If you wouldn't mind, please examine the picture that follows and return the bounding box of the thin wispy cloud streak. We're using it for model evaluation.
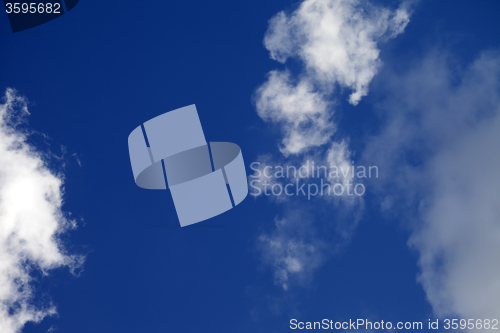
[0,89,83,333]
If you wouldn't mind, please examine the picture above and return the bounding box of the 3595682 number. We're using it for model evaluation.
[5,3,61,14]
[443,319,499,330]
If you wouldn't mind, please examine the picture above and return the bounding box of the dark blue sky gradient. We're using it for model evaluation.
[1,1,499,332]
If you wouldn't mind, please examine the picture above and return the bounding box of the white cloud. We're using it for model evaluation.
[0,88,83,333]
[325,140,353,185]
[364,50,500,323]
[412,113,500,320]
[253,0,409,290]
[256,70,334,156]
[263,0,410,105]
[256,0,409,155]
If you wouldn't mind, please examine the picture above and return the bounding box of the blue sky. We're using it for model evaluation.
[1,1,500,332]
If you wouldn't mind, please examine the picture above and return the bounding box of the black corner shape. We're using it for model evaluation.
[3,0,79,33]
[64,0,77,11]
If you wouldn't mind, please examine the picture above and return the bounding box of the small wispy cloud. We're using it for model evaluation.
[258,212,326,290]
[72,153,82,167]
[0,88,83,333]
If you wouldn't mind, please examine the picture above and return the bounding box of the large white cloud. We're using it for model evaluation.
[256,0,410,156]
[253,0,409,291]
[264,0,409,105]
[364,51,500,324]
[0,88,82,333]
[253,0,409,290]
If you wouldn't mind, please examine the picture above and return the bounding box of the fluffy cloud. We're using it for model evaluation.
[364,51,500,322]
[253,0,409,290]
[256,71,334,156]
[264,0,409,104]
[0,89,82,333]
[256,0,410,155]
